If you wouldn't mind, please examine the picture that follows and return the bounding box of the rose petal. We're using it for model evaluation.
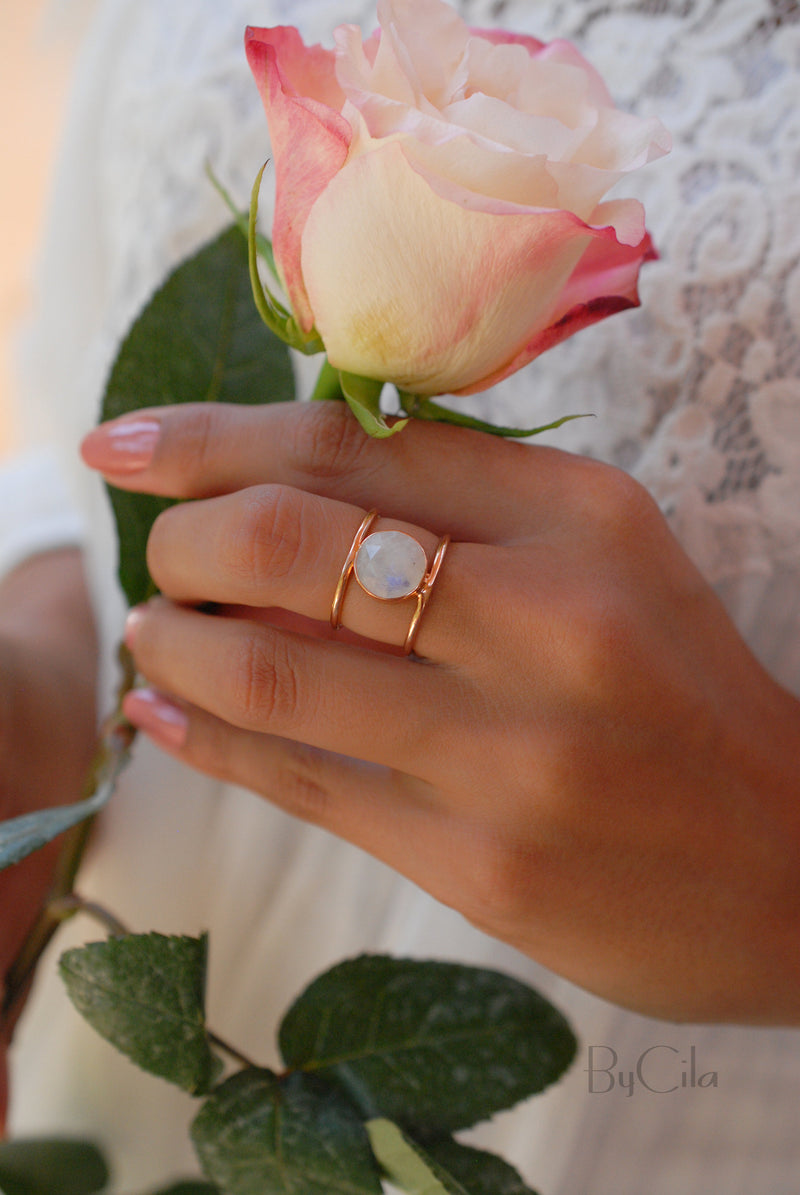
[455,203,656,394]
[545,159,623,221]
[577,106,672,171]
[470,28,546,55]
[246,25,346,112]
[403,132,560,209]
[375,0,470,107]
[445,94,589,159]
[246,26,352,330]
[301,141,618,395]
[341,85,563,209]
[586,197,647,246]
[534,39,615,109]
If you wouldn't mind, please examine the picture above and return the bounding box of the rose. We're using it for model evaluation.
[246,0,670,398]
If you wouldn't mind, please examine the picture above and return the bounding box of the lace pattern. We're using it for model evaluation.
[459,0,800,679]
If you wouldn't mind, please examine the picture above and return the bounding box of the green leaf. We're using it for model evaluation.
[0,1138,109,1195]
[0,789,108,872]
[59,933,220,1095]
[422,1137,540,1195]
[365,1121,456,1195]
[190,1069,383,1195]
[143,1183,220,1195]
[100,224,295,607]
[339,372,408,438]
[366,1122,541,1195]
[0,736,129,871]
[278,955,576,1135]
[401,394,592,439]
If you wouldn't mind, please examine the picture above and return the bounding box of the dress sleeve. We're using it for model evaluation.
[0,447,85,581]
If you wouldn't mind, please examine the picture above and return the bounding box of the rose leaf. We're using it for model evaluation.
[421,1136,541,1195]
[0,751,125,872]
[101,224,295,608]
[58,932,221,1095]
[366,1120,541,1195]
[277,955,577,1135]
[0,1138,109,1195]
[190,1069,383,1195]
[141,1184,220,1195]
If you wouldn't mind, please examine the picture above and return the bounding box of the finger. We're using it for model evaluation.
[124,597,463,777]
[122,691,498,923]
[81,400,577,541]
[146,484,479,660]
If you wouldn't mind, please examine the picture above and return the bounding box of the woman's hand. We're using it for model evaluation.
[0,548,98,1129]
[82,402,800,1024]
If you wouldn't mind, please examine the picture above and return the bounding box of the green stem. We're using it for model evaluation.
[47,894,130,939]
[310,358,345,403]
[207,1031,258,1072]
[7,879,259,1073]
[0,646,138,1028]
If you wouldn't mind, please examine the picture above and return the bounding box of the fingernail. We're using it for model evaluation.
[124,605,147,651]
[81,417,161,473]
[123,689,188,748]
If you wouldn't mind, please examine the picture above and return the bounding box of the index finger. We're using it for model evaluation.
[80,400,577,543]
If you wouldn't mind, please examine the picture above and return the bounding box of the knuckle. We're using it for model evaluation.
[554,591,631,703]
[161,404,223,497]
[187,731,336,826]
[461,834,540,933]
[272,743,337,825]
[288,401,375,484]
[585,463,658,541]
[225,487,303,590]
[230,630,303,729]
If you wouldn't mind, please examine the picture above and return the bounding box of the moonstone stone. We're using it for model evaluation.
[354,530,427,600]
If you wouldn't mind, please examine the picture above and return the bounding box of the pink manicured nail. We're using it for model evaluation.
[123,689,188,748]
[81,417,161,473]
[124,606,147,651]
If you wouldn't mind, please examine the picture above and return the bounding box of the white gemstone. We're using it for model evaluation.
[354,531,427,600]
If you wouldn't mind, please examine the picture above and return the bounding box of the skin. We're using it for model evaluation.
[76,400,800,1026]
[0,549,97,1131]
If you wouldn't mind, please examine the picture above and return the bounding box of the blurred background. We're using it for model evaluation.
[1,2,78,458]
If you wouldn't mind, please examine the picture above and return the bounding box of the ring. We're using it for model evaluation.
[331,510,451,655]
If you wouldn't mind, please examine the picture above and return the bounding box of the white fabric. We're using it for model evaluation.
[0,449,84,580]
[6,0,800,1191]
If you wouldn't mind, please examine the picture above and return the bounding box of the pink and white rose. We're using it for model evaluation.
[246,0,670,398]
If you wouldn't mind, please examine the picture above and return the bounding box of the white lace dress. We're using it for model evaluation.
[7,0,800,1191]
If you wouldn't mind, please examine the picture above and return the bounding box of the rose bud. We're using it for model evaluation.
[246,0,670,399]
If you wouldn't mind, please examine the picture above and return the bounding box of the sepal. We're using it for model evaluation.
[340,371,408,438]
[248,163,324,355]
[400,393,592,438]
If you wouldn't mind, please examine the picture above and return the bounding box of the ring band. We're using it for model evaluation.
[331,509,450,656]
[403,533,450,656]
[330,510,379,631]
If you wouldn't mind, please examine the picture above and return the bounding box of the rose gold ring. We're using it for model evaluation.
[330,509,451,656]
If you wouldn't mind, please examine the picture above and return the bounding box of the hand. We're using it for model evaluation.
[81,402,800,1024]
[0,549,97,1130]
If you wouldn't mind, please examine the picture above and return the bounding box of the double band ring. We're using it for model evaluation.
[330,510,450,656]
